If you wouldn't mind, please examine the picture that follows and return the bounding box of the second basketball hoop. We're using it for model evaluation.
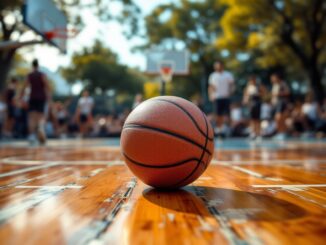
[159,63,174,83]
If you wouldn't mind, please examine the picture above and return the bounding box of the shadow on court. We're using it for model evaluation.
[142,186,307,222]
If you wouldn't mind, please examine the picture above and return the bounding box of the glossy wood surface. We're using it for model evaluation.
[0,139,325,245]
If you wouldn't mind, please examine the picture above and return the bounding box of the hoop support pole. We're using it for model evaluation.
[0,40,45,50]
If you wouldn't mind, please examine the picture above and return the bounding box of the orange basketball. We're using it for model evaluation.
[121,96,214,189]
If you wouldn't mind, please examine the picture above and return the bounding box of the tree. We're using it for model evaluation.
[218,0,326,103]
[0,0,140,91]
[61,40,144,95]
[143,0,225,105]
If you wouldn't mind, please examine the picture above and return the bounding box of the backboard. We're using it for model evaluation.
[145,49,189,75]
[22,0,68,53]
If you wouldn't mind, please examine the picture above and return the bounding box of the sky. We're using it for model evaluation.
[20,0,173,72]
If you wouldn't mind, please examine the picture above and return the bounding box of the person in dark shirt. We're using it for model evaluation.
[270,73,290,140]
[21,59,51,144]
[4,77,18,137]
[243,75,265,140]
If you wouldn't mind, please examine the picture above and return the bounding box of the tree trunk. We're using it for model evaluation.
[0,48,16,91]
[307,64,324,104]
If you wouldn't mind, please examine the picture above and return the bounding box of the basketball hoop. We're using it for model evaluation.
[160,66,173,83]
[44,27,80,40]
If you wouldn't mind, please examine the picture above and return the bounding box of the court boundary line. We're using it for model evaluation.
[252,184,326,188]
[213,160,326,165]
[15,185,83,189]
[0,157,125,165]
[0,162,59,178]
[1,157,326,166]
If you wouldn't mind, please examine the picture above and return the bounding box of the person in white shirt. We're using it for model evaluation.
[55,102,69,138]
[230,102,247,137]
[76,90,94,137]
[261,100,273,121]
[208,61,235,136]
[302,93,321,131]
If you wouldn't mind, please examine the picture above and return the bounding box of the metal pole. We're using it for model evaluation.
[0,40,44,50]
[160,79,166,96]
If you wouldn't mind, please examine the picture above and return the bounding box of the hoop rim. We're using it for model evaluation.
[159,65,173,83]
[44,27,80,40]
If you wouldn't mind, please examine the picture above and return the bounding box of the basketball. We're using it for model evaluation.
[120,96,214,189]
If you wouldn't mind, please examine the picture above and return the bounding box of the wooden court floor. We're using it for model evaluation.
[0,139,325,245]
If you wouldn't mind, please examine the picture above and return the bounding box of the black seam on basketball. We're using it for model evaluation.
[123,123,212,156]
[172,111,210,187]
[153,98,214,141]
[123,152,203,168]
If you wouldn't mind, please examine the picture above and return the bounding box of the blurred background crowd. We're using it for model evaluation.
[0,1,325,143]
[1,62,326,142]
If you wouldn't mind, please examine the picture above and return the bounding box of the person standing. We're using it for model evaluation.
[4,77,18,137]
[55,102,69,138]
[208,61,235,136]
[301,93,321,134]
[132,94,143,109]
[270,73,290,140]
[75,90,94,137]
[243,75,265,140]
[21,59,51,144]
[0,94,6,139]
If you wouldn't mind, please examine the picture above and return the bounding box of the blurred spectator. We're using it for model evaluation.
[243,75,264,140]
[191,95,204,111]
[75,90,94,137]
[301,93,320,133]
[132,94,143,109]
[107,115,123,137]
[270,73,290,140]
[21,59,51,145]
[316,98,326,136]
[12,86,29,138]
[287,100,305,137]
[45,103,57,138]
[0,95,6,138]
[260,99,273,121]
[119,108,131,124]
[4,77,18,137]
[208,60,235,136]
[230,103,248,137]
[55,102,69,138]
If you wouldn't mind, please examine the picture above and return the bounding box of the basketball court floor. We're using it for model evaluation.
[0,138,325,244]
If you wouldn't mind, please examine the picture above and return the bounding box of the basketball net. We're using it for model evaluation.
[160,66,173,83]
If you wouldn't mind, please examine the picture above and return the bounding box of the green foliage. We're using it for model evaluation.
[145,0,222,52]
[169,61,202,99]
[143,0,326,102]
[143,0,225,100]
[0,0,20,10]
[0,0,141,91]
[218,0,326,101]
[61,40,144,95]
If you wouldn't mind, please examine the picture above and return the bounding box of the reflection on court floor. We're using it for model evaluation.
[0,139,325,244]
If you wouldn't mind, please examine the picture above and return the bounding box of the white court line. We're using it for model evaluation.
[212,159,326,165]
[15,185,83,189]
[252,184,326,188]
[1,157,125,165]
[0,163,59,178]
[231,166,282,181]
[232,166,264,178]
[1,156,325,166]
